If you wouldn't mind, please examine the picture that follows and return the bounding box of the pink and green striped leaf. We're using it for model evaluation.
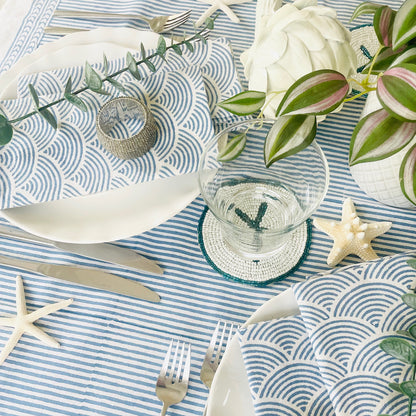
[377,63,416,121]
[361,46,407,74]
[400,143,416,206]
[392,0,416,50]
[264,115,316,167]
[350,2,384,21]
[390,46,416,67]
[349,108,416,165]
[217,91,266,116]
[276,70,349,117]
[374,6,396,48]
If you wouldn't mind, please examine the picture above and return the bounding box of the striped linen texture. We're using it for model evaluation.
[0,0,414,415]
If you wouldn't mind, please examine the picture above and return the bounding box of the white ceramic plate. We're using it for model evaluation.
[0,28,200,243]
[206,288,300,416]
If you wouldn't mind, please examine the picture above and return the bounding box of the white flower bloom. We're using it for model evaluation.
[241,0,357,118]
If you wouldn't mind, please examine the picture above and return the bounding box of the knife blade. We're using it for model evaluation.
[0,254,160,303]
[0,224,162,275]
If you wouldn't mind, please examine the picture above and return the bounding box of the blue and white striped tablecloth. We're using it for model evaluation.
[0,0,414,415]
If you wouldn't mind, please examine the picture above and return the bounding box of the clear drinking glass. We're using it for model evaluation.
[198,119,329,258]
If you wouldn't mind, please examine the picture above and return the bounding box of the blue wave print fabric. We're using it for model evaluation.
[0,38,243,210]
[293,252,416,416]
[239,316,335,416]
[0,64,212,209]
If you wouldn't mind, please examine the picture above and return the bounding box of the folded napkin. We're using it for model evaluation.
[239,316,335,416]
[16,37,243,127]
[0,63,212,210]
[240,251,416,416]
[293,251,416,416]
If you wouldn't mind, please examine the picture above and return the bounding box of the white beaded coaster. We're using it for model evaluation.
[198,207,311,286]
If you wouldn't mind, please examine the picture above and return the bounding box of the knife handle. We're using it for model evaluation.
[0,224,51,246]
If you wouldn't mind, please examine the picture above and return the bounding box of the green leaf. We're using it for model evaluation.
[64,92,88,112]
[144,59,157,73]
[140,42,146,60]
[392,0,416,50]
[377,63,416,121]
[64,76,72,95]
[85,61,103,92]
[205,17,214,30]
[28,83,40,108]
[217,91,266,116]
[399,144,416,206]
[380,338,416,364]
[184,41,194,52]
[106,77,126,94]
[126,52,141,81]
[389,382,404,393]
[195,33,207,44]
[349,109,416,166]
[390,46,416,67]
[38,108,57,130]
[172,44,182,56]
[374,6,396,48]
[409,324,416,339]
[217,132,247,162]
[277,70,349,116]
[264,115,317,167]
[402,293,416,310]
[400,380,416,399]
[103,53,109,76]
[0,114,13,145]
[350,1,384,21]
[407,259,416,269]
[157,36,166,56]
[396,329,412,337]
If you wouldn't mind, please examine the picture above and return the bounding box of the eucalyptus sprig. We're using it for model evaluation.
[377,259,416,416]
[0,18,214,146]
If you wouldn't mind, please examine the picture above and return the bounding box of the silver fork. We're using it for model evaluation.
[156,339,192,416]
[200,321,236,415]
[50,9,192,33]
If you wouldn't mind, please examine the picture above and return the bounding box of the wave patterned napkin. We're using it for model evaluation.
[239,316,335,416]
[0,64,212,210]
[293,252,416,416]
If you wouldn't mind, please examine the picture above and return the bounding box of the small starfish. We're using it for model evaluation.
[0,276,73,365]
[313,198,392,267]
[195,0,252,27]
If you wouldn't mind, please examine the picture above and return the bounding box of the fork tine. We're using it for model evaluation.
[174,342,186,383]
[205,321,220,362]
[182,344,191,384]
[213,321,227,366]
[159,339,173,379]
[168,340,180,381]
[163,16,190,31]
[166,9,192,24]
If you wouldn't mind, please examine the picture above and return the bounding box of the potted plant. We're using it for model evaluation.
[217,0,416,209]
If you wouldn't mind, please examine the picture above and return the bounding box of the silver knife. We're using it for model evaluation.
[0,224,162,275]
[0,254,160,303]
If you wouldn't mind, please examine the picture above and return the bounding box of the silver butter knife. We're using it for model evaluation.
[0,254,160,303]
[0,224,162,275]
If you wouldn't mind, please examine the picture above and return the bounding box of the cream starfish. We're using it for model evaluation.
[195,0,252,27]
[0,276,72,365]
[313,198,392,267]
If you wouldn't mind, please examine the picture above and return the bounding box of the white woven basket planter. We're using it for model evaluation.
[349,91,416,210]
